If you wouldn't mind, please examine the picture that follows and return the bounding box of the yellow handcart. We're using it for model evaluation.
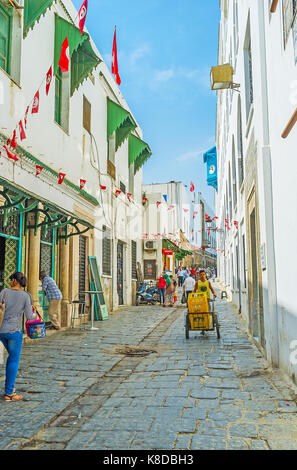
[185,293,220,339]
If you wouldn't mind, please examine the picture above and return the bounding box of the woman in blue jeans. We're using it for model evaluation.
[0,272,36,401]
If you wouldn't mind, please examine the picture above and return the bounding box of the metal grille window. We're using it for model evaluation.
[102,226,111,276]
[79,235,87,297]
[40,230,54,278]
[131,240,137,279]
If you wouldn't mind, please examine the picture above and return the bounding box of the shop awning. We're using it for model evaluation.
[23,0,57,39]
[107,98,137,151]
[162,238,181,254]
[0,177,94,241]
[54,15,101,95]
[128,135,152,174]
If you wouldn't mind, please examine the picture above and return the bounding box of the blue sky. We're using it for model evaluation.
[73,0,220,209]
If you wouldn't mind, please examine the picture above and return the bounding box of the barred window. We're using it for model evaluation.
[131,241,137,279]
[102,226,112,276]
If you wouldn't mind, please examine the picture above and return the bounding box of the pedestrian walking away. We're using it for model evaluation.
[0,272,37,401]
[183,274,196,300]
[177,267,184,287]
[157,273,166,306]
[40,271,62,330]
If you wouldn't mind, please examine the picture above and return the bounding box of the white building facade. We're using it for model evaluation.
[216,0,297,382]
[0,0,151,323]
[142,181,216,280]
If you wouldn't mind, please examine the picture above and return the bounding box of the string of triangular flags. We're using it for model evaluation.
[2,0,123,194]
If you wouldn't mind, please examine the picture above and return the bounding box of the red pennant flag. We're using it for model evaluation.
[4,145,18,161]
[190,181,194,192]
[142,197,148,202]
[58,173,66,184]
[127,193,132,202]
[183,209,189,213]
[100,185,107,190]
[80,179,86,190]
[112,27,121,85]
[36,165,43,176]
[115,190,122,197]
[78,0,88,34]
[18,120,26,141]
[31,90,40,114]
[156,201,161,208]
[7,130,17,149]
[46,66,52,96]
[59,36,70,73]
[24,106,29,128]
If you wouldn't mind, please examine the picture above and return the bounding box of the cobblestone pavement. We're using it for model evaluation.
[1,288,297,450]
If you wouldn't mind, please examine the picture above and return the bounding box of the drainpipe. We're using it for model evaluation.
[257,1,279,366]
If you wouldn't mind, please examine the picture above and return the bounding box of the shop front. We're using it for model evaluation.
[0,177,94,326]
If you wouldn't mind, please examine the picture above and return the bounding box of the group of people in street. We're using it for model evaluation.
[0,271,62,401]
[157,265,216,307]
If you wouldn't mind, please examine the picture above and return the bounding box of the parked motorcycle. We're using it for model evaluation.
[136,282,160,305]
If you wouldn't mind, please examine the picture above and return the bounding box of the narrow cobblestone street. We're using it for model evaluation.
[1,288,297,451]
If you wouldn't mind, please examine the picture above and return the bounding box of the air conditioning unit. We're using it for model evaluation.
[144,240,157,251]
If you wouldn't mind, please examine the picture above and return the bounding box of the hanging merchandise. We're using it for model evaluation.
[111,26,121,85]
[78,0,88,35]
[31,90,40,114]
[18,121,26,141]
[80,179,86,190]
[46,66,53,95]
[58,173,66,184]
[59,36,70,72]
[35,165,43,176]
[4,146,18,162]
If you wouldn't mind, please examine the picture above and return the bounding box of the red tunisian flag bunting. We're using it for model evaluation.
[18,120,26,141]
[78,0,88,34]
[32,90,40,114]
[7,130,17,149]
[115,190,122,197]
[59,36,70,72]
[100,185,107,190]
[46,66,52,95]
[183,209,189,213]
[190,181,195,192]
[24,106,29,128]
[127,193,132,202]
[111,27,121,85]
[4,145,18,161]
[156,201,161,208]
[36,165,43,176]
[80,179,86,190]
[58,173,66,184]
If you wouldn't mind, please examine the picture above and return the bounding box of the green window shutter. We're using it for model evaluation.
[128,134,152,174]
[54,66,62,125]
[107,98,137,151]
[54,14,100,94]
[23,0,57,39]
[71,40,101,96]
[0,3,12,74]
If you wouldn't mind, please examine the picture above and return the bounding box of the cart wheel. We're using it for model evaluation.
[215,315,220,339]
[185,316,190,340]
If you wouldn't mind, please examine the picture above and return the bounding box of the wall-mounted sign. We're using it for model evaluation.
[162,249,174,256]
